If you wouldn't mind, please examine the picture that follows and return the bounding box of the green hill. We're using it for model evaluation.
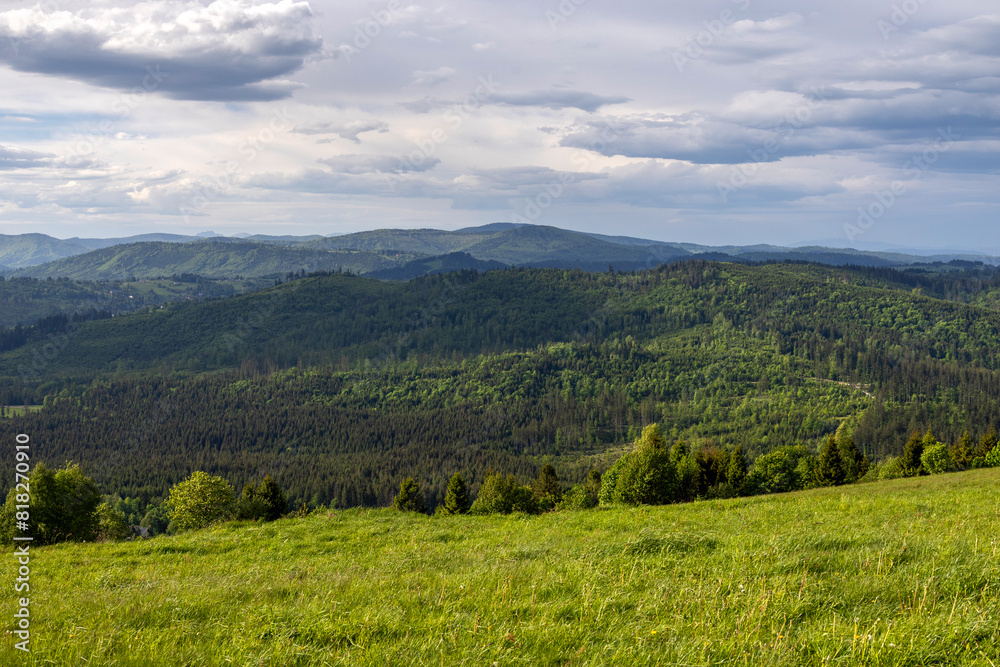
[0,232,94,269]
[12,240,420,280]
[5,469,999,665]
[366,251,508,280]
[5,261,1000,506]
[313,224,691,268]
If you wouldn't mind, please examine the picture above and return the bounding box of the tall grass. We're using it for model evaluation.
[3,469,999,665]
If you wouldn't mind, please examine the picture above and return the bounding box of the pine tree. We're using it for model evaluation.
[835,423,867,483]
[725,445,748,493]
[533,463,562,502]
[392,477,426,513]
[257,475,287,521]
[977,427,998,458]
[902,431,924,476]
[235,482,265,520]
[817,434,845,486]
[950,431,973,469]
[441,473,470,515]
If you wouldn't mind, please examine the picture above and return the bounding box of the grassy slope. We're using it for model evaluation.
[4,469,998,666]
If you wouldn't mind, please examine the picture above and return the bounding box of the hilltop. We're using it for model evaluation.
[4,224,998,282]
[10,239,418,281]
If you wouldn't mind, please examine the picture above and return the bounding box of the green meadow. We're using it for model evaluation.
[3,469,999,666]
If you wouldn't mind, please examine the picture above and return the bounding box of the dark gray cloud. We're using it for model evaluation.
[560,113,880,164]
[0,1,322,101]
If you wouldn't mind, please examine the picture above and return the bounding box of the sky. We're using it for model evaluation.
[0,0,997,250]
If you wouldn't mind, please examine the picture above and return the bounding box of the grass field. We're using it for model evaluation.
[3,469,999,666]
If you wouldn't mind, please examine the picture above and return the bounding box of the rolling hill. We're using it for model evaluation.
[4,224,998,280]
[0,233,95,269]
[4,260,1000,507]
[312,223,691,268]
[366,251,508,280]
[11,239,420,280]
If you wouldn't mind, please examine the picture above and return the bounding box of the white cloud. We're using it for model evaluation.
[0,0,997,248]
[0,0,323,101]
[409,66,457,87]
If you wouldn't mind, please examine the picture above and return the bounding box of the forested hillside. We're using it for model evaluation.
[2,260,1000,509]
[12,239,417,280]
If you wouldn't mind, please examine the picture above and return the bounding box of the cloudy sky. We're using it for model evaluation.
[0,0,997,249]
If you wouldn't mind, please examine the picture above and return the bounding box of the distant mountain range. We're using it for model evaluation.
[8,239,421,281]
[2,224,998,281]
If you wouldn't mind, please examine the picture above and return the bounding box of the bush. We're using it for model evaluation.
[559,485,594,510]
[746,446,813,494]
[921,443,952,474]
[950,431,974,469]
[816,434,846,487]
[598,457,626,506]
[602,424,681,505]
[878,456,907,480]
[469,473,539,515]
[985,444,1000,468]
[858,464,881,484]
[392,477,426,513]
[0,462,102,545]
[165,471,236,531]
[141,505,170,535]
[237,475,287,521]
[96,502,131,541]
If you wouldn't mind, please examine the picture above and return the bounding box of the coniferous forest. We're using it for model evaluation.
[2,259,1000,510]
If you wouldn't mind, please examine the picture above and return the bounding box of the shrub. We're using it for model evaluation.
[921,443,952,474]
[96,502,131,541]
[836,425,869,482]
[878,456,907,480]
[141,505,170,535]
[0,462,102,545]
[236,483,266,521]
[469,473,539,515]
[237,475,287,521]
[165,471,236,531]
[559,472,601,510]
[985,444,1000,468]
[602,424,681,505]
[392,477,426,513]
[598,457,626,506]
[746,446,813,494]
[976,428,999,458]
[795,454,820,490]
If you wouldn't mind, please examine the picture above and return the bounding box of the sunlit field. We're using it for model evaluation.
[4,469,999,666]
